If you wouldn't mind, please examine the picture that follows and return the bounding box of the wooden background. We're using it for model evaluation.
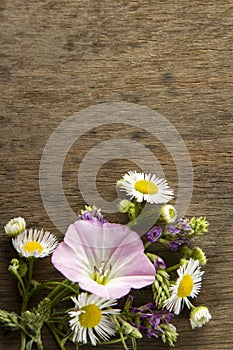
[0,1,233,349]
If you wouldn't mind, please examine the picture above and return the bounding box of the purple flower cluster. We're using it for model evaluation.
[78,207,108,223]
[166,218,193,251]
[130,302,174,339]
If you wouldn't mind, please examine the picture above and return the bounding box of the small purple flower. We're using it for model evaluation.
[149,314,161,328]
[154,257,166,270]
[169,236,190,251]
[78,206,108,223]
[146,226,162,243]
[167,225,180,234]
[146,328,159,339]
[167,218,192,235]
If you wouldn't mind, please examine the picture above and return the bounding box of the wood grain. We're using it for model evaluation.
[0,1,233,349]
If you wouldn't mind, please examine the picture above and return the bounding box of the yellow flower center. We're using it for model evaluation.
[169,208,176,218]
[92,262,111,285]
[23,241,44,254]
[177,274,194,298]
[134,180,158,195]
[79,304,102,328]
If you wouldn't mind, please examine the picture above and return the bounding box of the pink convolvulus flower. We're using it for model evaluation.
[52,220,155,299]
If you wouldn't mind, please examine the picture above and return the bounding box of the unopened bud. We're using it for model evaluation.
[4,217,26,237]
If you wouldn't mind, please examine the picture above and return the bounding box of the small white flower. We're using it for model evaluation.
[4,217,26,237]
[68,292,120,346]
[12,229,58,258]
[164,259,204,315]
[117,171,173,204]
[190,306,212,329]
[160,204,177,223]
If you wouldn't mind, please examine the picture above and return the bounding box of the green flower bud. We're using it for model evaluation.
[4,217,26,237]
[146,252,158,263]
[0,309,19,330]
[118,199,135,213]
[160,204,177,223]
[160,323,178,346]
[189,217,209,235]
[191,247,207,266]
[121,320,142,338]
[8,259,20,276]
[182,246,207,266]
[152,269,170,309]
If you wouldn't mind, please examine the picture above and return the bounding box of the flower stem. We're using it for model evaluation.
[36,337,43,350]
[47,323,66,350]
[157,238,169,245]
[113,315,129,350]
[44,281,79,295]
[48,280,76,309]
[100,336,128,345]
[27,257,34,289]
[46,279,71,298]
[166,263,181,273]
[144,241,151,249]
[134,201,141,218]
[20,332,26,350]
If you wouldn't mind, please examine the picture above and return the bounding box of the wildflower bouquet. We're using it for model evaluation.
[1,171,211,350]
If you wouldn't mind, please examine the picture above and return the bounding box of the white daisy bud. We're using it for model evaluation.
[4,217,26,237]
[190,306,212,329]
[160,204,177,223]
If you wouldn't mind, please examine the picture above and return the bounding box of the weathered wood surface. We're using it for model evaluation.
[0,1,233,349]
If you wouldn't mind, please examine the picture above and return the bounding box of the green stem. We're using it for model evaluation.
[20,332,26,350]
[157,238,169,245]
[166,263,181,273]
[9,267,27,299]
[119,330,129,350]
[27,258,34,289]
[144,241,152,249]
[18,323,33,350]
[50,287,72,309]
[47,279,70,300]
[35,337,43,350]
[113,315,129,350]
[134,201,141,218]
[19,258,36,349]
[44,281,79,295]
[100,336,128,345]
[47,323,66,350]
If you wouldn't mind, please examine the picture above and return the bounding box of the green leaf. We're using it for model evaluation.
[18,260,28,277]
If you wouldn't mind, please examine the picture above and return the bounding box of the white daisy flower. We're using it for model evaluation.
[117,171,173,204]
[190,306,212,329]
[12,229,58,258]
[68,292,120,346]
[164,259,204,315]
[160,204,177,223]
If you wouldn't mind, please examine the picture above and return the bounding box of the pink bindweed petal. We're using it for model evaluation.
[52,220,155,299]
